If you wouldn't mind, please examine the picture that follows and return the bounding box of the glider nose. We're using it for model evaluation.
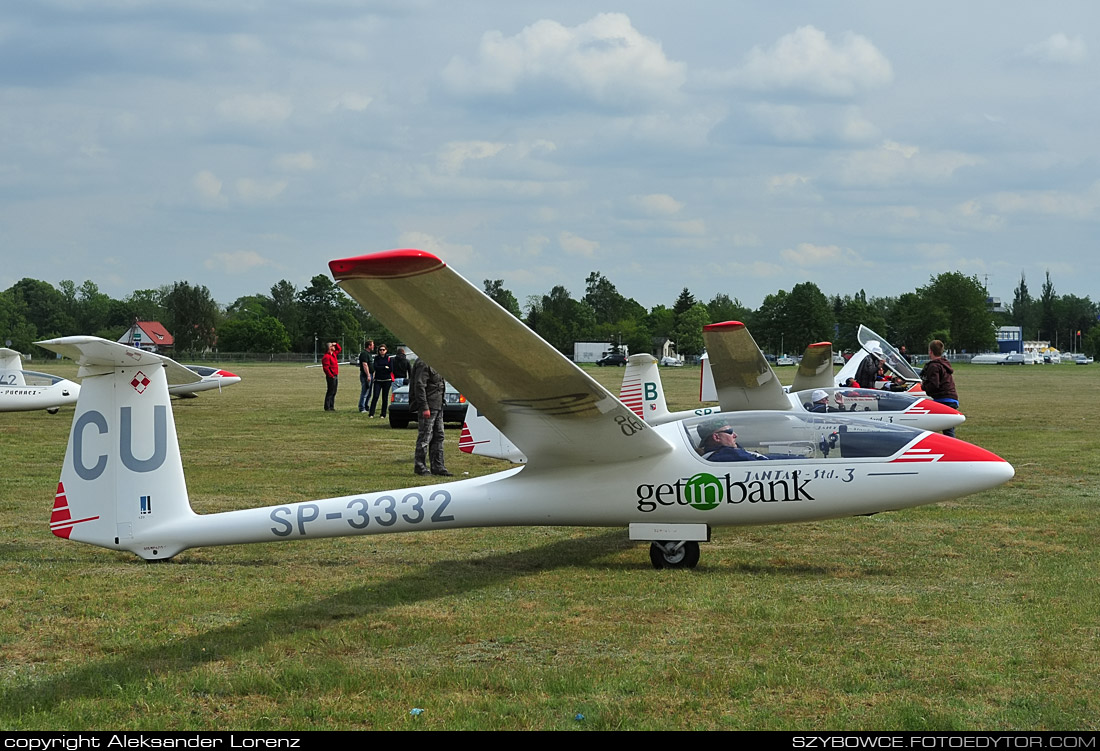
[899,432,1015,488]
[216,370,241,385]
[918,398,966,425]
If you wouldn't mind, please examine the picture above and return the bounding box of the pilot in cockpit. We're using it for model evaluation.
[697,419,769,462]
[807,389,830,413]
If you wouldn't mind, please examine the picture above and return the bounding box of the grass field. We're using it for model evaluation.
[1,359,1098,730]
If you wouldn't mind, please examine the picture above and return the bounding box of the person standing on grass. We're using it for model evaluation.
[921,339,960,437]
[391,347,410,388]
[322,341,341,411]
[358,339,375,413]
[368,344,394,418]
[410,356,451,477]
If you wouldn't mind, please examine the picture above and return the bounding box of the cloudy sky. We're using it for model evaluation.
[2,1,1098,312]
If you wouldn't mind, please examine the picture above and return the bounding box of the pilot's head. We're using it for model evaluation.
[811,389,828,407]
[698,419,738,450]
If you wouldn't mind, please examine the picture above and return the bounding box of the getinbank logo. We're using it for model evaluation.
[636,471,813,512]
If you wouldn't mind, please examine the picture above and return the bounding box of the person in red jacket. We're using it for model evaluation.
[322,341,341,411]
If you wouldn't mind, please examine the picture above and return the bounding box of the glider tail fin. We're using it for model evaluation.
[459,403,527,463]
[621,354,669,423]
[40,337,196,559]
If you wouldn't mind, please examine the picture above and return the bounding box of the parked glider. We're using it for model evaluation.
[698,322,962,432]
[39,250,1012,569]
[171,365,242,398]
[835,325,923,392]
[0,348,79,414]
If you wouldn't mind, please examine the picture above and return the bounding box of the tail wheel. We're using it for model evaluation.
[649,541,700,569]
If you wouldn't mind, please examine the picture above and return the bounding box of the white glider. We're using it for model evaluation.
[38,250,1012,569]
[0,348,80,414]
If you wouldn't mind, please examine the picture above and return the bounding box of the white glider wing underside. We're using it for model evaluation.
[35,336,201,385]
[331,250,673,471]
[702,322,792,412]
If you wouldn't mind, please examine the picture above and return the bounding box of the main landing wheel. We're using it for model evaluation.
[649,541,700,569]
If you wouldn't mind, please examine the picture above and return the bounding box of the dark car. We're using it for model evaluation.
[388,381,468,429]
[596,352,628,367]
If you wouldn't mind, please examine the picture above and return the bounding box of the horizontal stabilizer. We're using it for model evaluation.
[36,336,201,385]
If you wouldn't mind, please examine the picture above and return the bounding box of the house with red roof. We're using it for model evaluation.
[118,321,174,353]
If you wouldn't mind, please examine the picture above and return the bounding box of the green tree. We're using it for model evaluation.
[525,285,596,355]
[921,272,994,353]
[217,315,291,354]
[297,275,362,354]
[7,278,76,338]
[483,279,522,319]
[163,281,221,355]
[833,291,887,353]
[672,303,710,357]
[672,288,696,316]
[1011,271,1037,338]
[269,280,304,348]
[706,293,750,325]
[1039,271,1057,342]
[784,282,835,352]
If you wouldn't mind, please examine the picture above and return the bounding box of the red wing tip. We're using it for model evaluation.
[703,321,745,331]
[808,341,832,349]
[329,249,446,280]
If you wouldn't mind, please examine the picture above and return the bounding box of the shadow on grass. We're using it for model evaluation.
[0,529,635,719]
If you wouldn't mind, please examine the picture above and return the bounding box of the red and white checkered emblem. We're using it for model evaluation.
[131,371,151,394]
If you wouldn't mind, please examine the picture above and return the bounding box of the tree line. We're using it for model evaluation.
[3,269,1098,360]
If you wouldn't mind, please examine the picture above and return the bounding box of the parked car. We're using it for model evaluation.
[833,353,845,365]
[659,356,683,367]
[776,355,795,366]
[1076,355,1092,365]
[596,353,628,367]
[388,381,468,428]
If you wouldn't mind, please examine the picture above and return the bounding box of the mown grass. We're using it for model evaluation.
[0,360,1097,730]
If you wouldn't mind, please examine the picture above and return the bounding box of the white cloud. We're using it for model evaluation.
[217,93,292,124]
[559,231,598,257]
[747,103,880,144]
[767,173,811,192]
[397,231,475,265]
[504,234,550,258]
[442,13,686,109]
[274,152,317,171]
[203,250,270,274]
[235,178,288,202]
[1022,33,1088,65]
[988,181,1100,219]
[733,26,893,97]
[780,242,867,267]
[331,93,373,112]
[632,193,683,215]
[193,170,226,207]
[835,140,980,186]
[437,141,507,175]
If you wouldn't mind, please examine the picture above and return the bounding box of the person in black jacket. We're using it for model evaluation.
[391,347,410,387]
[367,345,393,418]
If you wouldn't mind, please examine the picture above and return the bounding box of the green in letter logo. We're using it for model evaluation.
[644,382,657,401]
[684,473,724,511]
